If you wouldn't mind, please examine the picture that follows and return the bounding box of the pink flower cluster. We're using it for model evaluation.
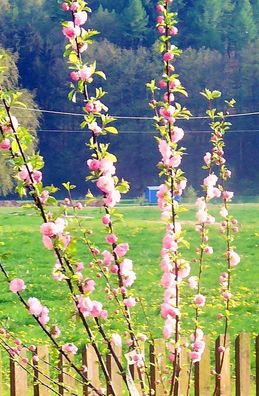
[40,217,70,251]
[87,156,121,208]
[28,297,50,325]
[77,296,108,319]
[190,328,205,363]
[18,164,42,185]
[9,278,26,293]
[62,343,78,355]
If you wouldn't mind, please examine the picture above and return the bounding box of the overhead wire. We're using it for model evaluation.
[36,129,259,134]
[3,105,259,121]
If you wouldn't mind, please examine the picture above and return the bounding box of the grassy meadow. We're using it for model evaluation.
[0,203,258,347]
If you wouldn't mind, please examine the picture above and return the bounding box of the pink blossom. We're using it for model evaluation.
[169,79,180,89]
[114,243,129,257]
[190,351,202,363]
[32,170,42,184]
[203,152,211,166]
[99,158,116,175]
[105,234,118,245]
[102,214,111,225]
[77,296,93,315]
[82,279,95,293]
[188,277,198,291]
[163,52,174,62]
[40,222,58,237]
[9,279,26,293]
[169,26,178,36]
[103,189,121,207]
[161,303,179,319]
[157,26,166,34]
[87,159,101,171]
[28,297,43,316]
[163,317,175,339]
[229,250,240,267]
[190,328,204,342]
[62,2,69,11]
[110,265,119,273]
[102,250,114,266]
[203,174,218,187]
[70,71,79,81]
[159,80,167,89]
[196,209,207,224]
[159,140,171,162]
[194,294,206,307]
[74,11,88,26]
[70,2,79,11]
[42,236,53,250]
[196,197,206,211]
[79,66,92,81]
[111,333,122,346]
[39,307,50,325]
[88,121,102,135]
[222,291,232,300]
[223,191,234,201]
[192,340,205,353]
[171,127,184,143]
[156,16,164,24]
[218,346,226,353]
[156,4,165,13]
[0,138,10,150]
[62,343,78,355]
[39,190,49,204]
[204,246,213,255]
[76,262,84,272]
[123,297,136,308]
[91,301,103,317]
[161,272,176,289]
[96,175,114,193]
[62,22,80,40]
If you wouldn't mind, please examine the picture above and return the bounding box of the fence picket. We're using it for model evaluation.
[58,352,76,395]
[150,339,166,396]
[215,334,231,396]
[178,339,190,396]
[82,344,100,395]
[195,335,211,396]
[33,346,51,396]
[10,347,28,396]
[0,333,258,395]
[235,333,250,396]
[106,342,123,395]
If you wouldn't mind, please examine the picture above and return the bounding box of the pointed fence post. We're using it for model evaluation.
[59,352,76,395]
[150,339,166,396]
[10,347,28,396]
[106,342,123,395]
[33,346,51,396]
[82,344,100,395]
[195,335,211,395]
[215,334,231,396]
[235,333,250,396]
[178,338,190,396]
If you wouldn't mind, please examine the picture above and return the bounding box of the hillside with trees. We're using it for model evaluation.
[0,0,258,196]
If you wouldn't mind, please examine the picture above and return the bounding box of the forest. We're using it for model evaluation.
[0,0,258,197]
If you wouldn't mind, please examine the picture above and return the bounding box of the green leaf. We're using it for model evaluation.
[105,126,118,134]
[95,71,106,80]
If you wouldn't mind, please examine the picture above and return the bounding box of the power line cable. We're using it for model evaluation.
[36,129,259,134]
[4,105,259,121]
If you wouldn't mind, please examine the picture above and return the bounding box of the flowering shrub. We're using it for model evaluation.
[0,1,241,395]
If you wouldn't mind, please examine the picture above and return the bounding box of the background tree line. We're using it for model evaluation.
[0,0,258,197]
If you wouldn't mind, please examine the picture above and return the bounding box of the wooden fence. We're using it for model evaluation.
[0,333,258,396]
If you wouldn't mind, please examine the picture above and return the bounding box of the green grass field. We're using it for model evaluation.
[0,203,258,348]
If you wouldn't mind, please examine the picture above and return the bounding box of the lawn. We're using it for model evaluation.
[0,203,258,344]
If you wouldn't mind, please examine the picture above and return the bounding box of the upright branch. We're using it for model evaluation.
[148,1,191,394]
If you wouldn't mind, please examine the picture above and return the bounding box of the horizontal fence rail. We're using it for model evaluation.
[0,333,258,395]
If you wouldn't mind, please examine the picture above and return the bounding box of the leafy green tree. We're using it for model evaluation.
[228,0,257,51]
[122,0,150,47]
[88,6,123,46]
[0,49,40,196]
